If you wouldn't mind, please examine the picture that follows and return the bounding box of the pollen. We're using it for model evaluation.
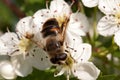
[56,14,67,27]
[63,54,74,68]
[115,13,120,24]
[18,38,32,53]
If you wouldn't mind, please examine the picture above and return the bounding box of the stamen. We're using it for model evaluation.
[113,8,116,10]
[103,6,105,8]
[41,14,44,17]
[67,70,70,80]
[74,69,76,72]
[54,10,57,13]
[115,13,120,24]
[32,54,34,57]
[46,56,48,58]
[41,58,43,61]
[46,0,49,9]
[32,16,35,19]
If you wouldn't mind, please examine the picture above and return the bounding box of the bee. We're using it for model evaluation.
[41,18,68,64]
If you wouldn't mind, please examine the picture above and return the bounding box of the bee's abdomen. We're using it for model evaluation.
[41,26,60,38]
[41,18,60,38]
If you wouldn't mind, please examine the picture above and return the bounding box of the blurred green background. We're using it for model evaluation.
[0,0,46,32]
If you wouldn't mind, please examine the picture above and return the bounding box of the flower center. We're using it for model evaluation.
[63,54,74,68]
[115,13,120,24]
[18,38,33,53]
[56,14,68,28]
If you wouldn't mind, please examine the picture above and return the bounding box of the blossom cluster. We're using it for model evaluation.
[82,0,120,47]
[0,0,100,80]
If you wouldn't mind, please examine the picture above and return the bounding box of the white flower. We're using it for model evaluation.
[97,0,120,36]
[15,16,41,43]
[0,32,52,79]
[33,0,89,39]
[55,41,100,80]
[82,0,120,14]
[0,55,16,79]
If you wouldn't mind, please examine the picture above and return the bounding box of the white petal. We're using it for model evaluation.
[64,30,83,53]
[50,0,71,17]
[0,32,20,56]
[82,0,99,8]
[98,0,120,14]
[72,62,100,80]
[33,9,53,31]
[67,12,89,36]
[0,40,8,55]
[97,15,120,36]
[114,30,120,47]
[27,46,52,70]
[0,59,16,79]
[71,43,92,62]
[11,54,33,77]
[16,16,38,38]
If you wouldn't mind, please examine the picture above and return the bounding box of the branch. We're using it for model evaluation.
[1,0,26,19]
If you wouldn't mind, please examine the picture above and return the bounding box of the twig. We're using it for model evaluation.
[1,0,26,19]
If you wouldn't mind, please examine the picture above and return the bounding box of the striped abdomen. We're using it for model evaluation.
[41,18,61,38]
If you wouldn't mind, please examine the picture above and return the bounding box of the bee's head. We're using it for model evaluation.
[50,53,67,64]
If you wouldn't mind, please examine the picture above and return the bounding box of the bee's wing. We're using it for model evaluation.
[65,12,89,37]
[62,12,89,42]
[63,12,89,56]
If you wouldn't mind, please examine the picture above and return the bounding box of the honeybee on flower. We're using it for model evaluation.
[0,0,100,80]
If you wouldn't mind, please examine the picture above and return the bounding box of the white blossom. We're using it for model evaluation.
[0,0,94,79]
[82,0,120,36]
[0,55,16,79]
[97,0,120,36]
[81,0,120,14]
[54,39,100,80]
[0,32,52,79]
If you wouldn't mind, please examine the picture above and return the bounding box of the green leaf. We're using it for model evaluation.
[97,75,120,80]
